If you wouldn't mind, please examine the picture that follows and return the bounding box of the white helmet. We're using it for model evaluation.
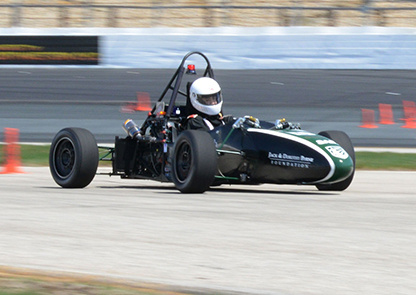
[189,77,223,116]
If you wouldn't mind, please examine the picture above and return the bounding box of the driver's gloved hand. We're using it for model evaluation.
[275,118,301,130]
[221,114,235,124]
[276,118,289,129]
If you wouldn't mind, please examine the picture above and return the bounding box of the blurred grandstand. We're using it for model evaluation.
[0,0,416,27]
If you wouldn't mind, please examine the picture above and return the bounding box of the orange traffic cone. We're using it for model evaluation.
[359,109,378,128]
[134,92,152,112]
[0,128,25,174]
[379,103,395,125]
[401,100,416,129]
[120,92,152,113]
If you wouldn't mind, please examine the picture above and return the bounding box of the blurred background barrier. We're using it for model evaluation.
[1,1,416,69]
[1,26,416,69]
[1,1,416,28]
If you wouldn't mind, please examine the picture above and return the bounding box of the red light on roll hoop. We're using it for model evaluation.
[186,64,196,74]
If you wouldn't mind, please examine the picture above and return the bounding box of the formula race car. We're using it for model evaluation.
[49,52,355,193]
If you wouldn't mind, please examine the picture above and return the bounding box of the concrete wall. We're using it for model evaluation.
[1,27,416,69]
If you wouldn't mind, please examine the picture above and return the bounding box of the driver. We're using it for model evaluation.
[186,77,233,131]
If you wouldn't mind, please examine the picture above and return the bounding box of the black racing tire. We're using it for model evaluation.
[49,127,99,188]
[316,130,355,191]
[172,130,218,193]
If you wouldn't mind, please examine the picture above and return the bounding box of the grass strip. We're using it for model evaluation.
[0,144,50,167]
[0,145,416,170]
[20,145,50,167]
[0,265,210,295]
[355,151,416,171]
[0,276,195,295]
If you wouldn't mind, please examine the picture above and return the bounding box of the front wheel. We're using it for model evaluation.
[49,127,99,188]
[316,130,355,191]
[172,130,218,193]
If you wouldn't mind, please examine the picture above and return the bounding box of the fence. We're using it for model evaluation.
[1,4,416,28]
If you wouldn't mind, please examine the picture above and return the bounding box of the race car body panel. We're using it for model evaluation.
[211,123,354,186]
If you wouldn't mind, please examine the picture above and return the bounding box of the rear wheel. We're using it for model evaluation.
[316,130,355,191]
[49,128,99,188]
[172,130,217,193]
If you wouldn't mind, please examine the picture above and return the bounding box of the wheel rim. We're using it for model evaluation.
[175,141,192,182]
[53,137,76,179]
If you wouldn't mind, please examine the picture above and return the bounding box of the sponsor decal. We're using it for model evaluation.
[0,36,98,65]
[268,152,314,169]
[316,139,337,145]
[249,129,336,183]
[325,146,349,159]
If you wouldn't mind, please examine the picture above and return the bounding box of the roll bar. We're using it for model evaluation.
[156,51,214,117]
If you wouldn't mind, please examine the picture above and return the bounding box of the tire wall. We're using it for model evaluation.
[0,27,415,69]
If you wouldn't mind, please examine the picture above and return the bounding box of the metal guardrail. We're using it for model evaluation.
[1,4,416,27]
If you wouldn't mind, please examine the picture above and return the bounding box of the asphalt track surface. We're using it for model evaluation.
[1,168,416,295]
[0,69,416,146]
[1,68,416,294]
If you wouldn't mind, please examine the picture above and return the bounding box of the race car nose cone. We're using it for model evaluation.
[332,156,354,183]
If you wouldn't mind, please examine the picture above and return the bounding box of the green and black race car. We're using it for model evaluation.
[49,52,355,193]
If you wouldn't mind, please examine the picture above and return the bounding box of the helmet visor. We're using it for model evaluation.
[197,92,222,106]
